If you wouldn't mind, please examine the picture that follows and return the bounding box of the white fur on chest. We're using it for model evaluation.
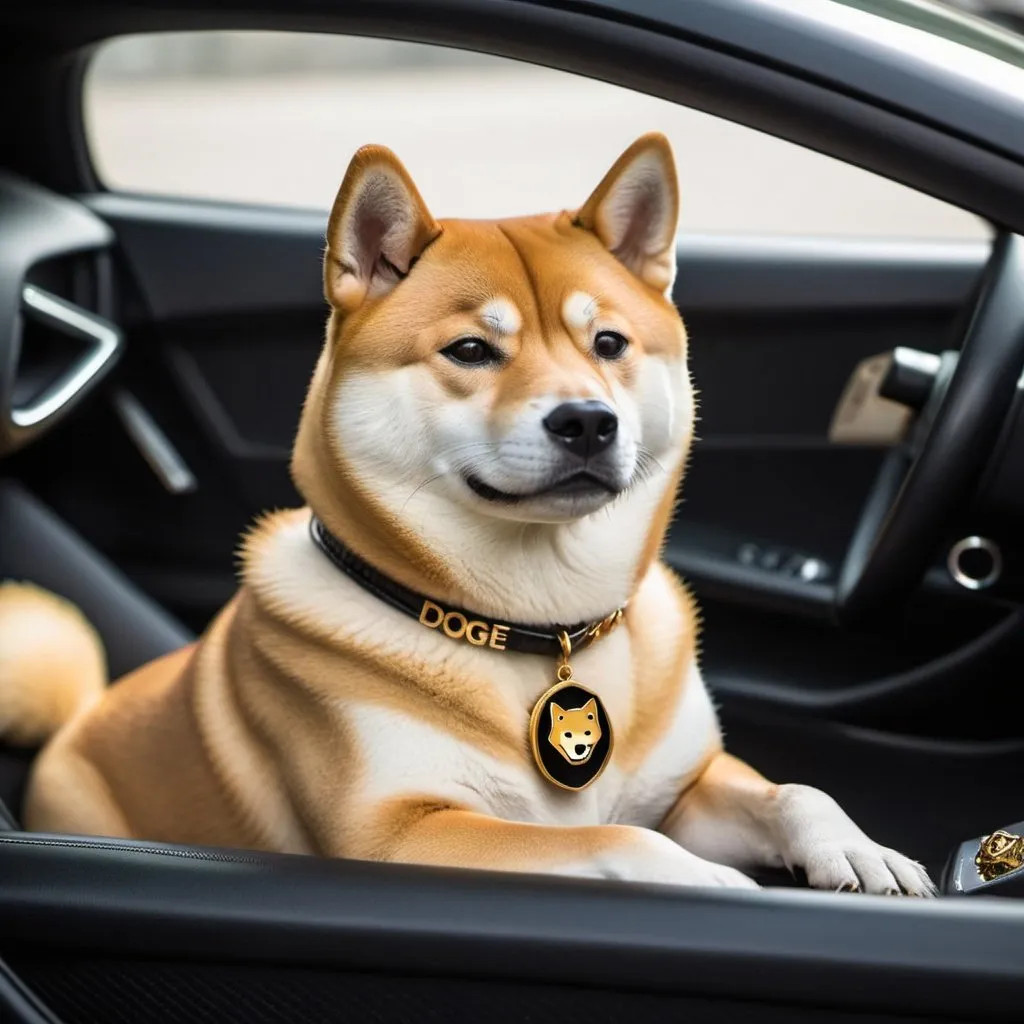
[249,513,717,829]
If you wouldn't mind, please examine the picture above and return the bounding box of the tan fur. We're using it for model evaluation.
[3,135,934,896]
[661,753,776,841]
[365,799,660,871]
[0,582,106,747]
[22,525,702,861]
[617,570,698,773]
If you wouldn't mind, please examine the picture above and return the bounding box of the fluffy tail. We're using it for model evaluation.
[0,581,106,747]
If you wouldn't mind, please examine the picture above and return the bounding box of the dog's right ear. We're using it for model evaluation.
[575,132,679,296]
[325,145,440,314]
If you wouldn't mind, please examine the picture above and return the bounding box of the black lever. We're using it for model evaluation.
[879,346,942,411]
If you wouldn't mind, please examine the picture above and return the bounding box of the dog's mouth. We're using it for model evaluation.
[465,471,620,505]
[558,742,593,763]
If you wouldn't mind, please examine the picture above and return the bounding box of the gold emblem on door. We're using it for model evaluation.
[975,829,1024,881]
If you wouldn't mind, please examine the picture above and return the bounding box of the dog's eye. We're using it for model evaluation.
[441,337,499,366]
[564,732,572,738]
[594,331,628,360]
[584,730,591,736]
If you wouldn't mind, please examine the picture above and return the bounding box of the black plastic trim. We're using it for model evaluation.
[0,957,63,1024]
[574,0,1024,166]
[83,194,328,321]
[83,193,990,322]
[675,235,990,312]
[711,606,1024,718]
[65,48,102,196]
[0,799,16,832]
[669,533,835,620]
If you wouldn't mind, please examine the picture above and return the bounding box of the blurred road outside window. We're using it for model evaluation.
[84,30,991,241]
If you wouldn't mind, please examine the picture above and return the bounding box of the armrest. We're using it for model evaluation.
[2,831,1024,1018]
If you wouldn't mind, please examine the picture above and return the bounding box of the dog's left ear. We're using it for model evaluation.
[325,144,441,313]
[575,132,680,295]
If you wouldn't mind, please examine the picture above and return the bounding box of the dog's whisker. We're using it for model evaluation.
[400,472,447,512]
[400,449,504,512]
[623,446,667,491]
[637,445,667,475]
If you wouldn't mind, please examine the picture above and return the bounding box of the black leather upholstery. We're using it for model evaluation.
[0,480,194,824]
[1,830,1024,1020]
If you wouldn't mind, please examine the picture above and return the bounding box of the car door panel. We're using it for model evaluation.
[74,194,990,536]
[16,195,997,655]
[17,195,1024,849]
[36,199,981,584]
[0,831,1020,1024]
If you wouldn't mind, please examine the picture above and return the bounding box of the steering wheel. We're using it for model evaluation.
[835,232,1024,624]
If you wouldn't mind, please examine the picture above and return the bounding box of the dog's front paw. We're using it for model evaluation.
[595,829,761,890]
[692,859,763,891]
[644,848,762,890]
[801,840,936,896]
[778,785,936,897]
[644,855,762,891]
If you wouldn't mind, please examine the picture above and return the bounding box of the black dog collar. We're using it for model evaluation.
[309,517,624,659]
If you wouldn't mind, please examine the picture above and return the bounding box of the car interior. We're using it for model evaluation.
[4,1,1024,1022]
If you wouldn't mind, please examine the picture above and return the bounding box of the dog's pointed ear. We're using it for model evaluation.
[575,132,679,295]
[580,698,598,718]
[325,145,440,313]
[550,703,566,724]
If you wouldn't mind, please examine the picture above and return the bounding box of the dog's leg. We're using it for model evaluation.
[25,742,134,839]
[661,753,935,895]
[365,803,759,888]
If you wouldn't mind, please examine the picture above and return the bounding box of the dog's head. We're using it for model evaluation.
[548,698,602,764]
[293,133,693,611]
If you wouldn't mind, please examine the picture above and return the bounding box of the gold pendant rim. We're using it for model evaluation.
[528,678,614,793]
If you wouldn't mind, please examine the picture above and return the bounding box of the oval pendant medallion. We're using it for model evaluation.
[529,680,613,792]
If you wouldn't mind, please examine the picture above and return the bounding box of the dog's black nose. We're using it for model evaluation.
[574,743,587,755]
[543,400,618,459]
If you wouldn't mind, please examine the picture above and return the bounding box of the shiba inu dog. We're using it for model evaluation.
[0,133,934,896]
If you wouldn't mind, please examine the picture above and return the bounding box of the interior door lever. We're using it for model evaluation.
[112,389,197,495]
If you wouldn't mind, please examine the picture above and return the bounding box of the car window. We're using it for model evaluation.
[83,31,990,241]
